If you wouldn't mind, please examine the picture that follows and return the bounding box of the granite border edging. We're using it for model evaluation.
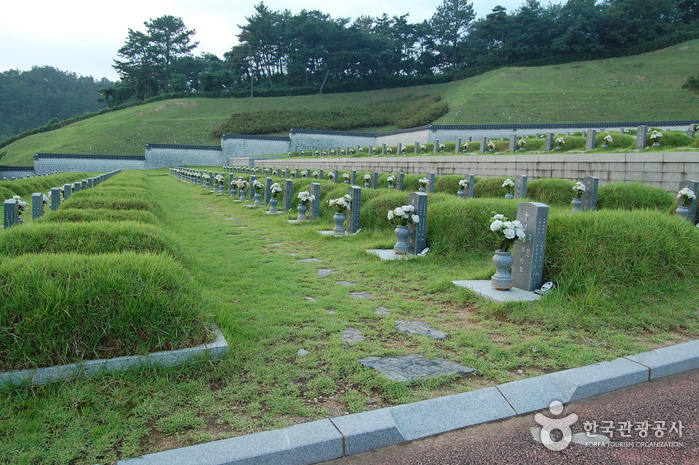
[116,339,698,465]
[0,327,228,387]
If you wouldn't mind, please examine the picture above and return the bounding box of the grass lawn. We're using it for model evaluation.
[1,170,698,464]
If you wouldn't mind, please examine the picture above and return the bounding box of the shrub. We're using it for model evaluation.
[59,192,159,212]
[646,129,695,148]
[473,177,516,198]
[595,131,635,150]
[0,252,212,370]
[0,221,183,258]
[597,182,674,211]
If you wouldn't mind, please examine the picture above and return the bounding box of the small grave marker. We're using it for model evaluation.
[582,176,599,211]
[346,186,362,234]
[4,198,18,228]
[50,187,61,211]
[311,183,321,219]
[679,180,699,223]
[407,192,428,254]
[397,172,404,191]
[284,179,293,211]
[586,130,596,150]
[428,172,435,193]
[32,193,44,220]
[515,175,527,199]
[264,177,272,204]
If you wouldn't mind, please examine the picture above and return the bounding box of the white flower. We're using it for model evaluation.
[343,173,350,179]
[297,191,315,203]
[364,174,372,181]
[387,175,395,183]
[419,177,429,186]
[573,181,586,193]
[604,134,613,143]
[555,137,565,145]
[411,215,420,223]
[394,207,404,216]
[388,204,419,225]
[490,220,503,232]
[504,228,516,239]
[387,210,394,220]
[459,179,468,188]
[502,179,515,188]
[403,204,415,213]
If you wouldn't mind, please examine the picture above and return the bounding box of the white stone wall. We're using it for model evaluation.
[289,130,375,152]
[222,135,290,158]
[34,155,145,175]
[145,145,225,168]
[255,151,699,192]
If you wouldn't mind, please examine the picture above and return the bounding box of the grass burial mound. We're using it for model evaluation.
[0,171,214,372]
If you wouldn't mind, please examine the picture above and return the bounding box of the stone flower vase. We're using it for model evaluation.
[269,197,278,213]
[419,186,426,192]
[388,184,394,190]
[491,250,514,290]
[239,189,247,201]
[333,212,346,236]
[393,224,411,254]
[676,205,690,220]
[571,197,582,212]
[297,203,308,221]
[253,192,261,206]
[457,189,465,199]
[364,182,371,188]
[505,192,514,199]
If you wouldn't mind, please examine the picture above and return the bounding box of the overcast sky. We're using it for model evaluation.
[0,0,542,81]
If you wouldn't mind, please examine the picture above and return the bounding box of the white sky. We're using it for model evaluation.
[0,0,540,81]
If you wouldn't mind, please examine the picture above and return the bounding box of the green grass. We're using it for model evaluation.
[2,40,699,166]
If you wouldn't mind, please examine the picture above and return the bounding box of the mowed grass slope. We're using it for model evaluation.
[2,40,698,166]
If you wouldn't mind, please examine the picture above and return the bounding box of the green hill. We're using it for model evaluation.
[2,40,698,167]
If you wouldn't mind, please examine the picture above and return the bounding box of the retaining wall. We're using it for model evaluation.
[145,144,224,168]
[253,151,699,192]
[0,166,35,179]
[34,154,146,175]
[222,134,290,158]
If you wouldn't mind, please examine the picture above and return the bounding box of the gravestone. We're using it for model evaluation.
[87,178,94,188]
[264,177,272,204]
[372,171,379,189]
[515,175,527,198]
[310,183,321,219]
[407,192,428,254]
[50,187,61,211]
[414,142,419,154]
[4,199,18,228]
[319,169,324,179]
[284,179,293,211]
[636,125,648,150]
[397,172,405,191]
[509,135,517,153]
[467,173,475,198]
[305,169,311,178]
[73,181,81,192]
[456,138,462,154]
[512,202,549,292]
[334,169,339,183]
[582,176,599,211]
[397,143,402,155]
[346,186,362,234]
[481,137,488,153]
[586,130,597,150]
[63,184,72,200]
[428,172,435,193]
[433,139,439,154]
[679,180,699,223]
[294,169,299,179]
[382,144,386,155]
[351,170,357,185]
[32,193,44,220]
[687,124,696,138]
[545,133,554,151]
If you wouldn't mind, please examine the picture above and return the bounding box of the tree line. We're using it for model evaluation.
[102,0,698,106]
[0,67,113,141]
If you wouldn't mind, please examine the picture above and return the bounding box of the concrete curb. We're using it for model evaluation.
[0,328,228,387]
[117,339,699,465]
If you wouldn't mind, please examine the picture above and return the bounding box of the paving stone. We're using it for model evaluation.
[297,258,323,262]
[326,309,337,314]
[268,242,282,246]
[305,297,317,302]
[337,280,355,286]
[395,321,448,340]
[222,218,237,221]
[298,349,309,356]
[349,291,373,299]
[342,328,364,345]
[374,306,391,316]
[359,354,474,382]
[317,269,335,277]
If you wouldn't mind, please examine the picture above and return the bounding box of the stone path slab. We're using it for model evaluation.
[342,328,364,345]
[349,291,373,299]
[395,321,447,340]
[317,269,335,277]
[358,354,475,382]
[374,306,391,316]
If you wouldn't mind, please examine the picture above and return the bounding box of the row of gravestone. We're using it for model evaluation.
[171,169,554,293]
[3,171,122,229]
[245,125,677,157]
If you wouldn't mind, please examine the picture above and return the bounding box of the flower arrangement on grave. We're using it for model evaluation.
[323,151,328,156]
[350,148,355,154]
[297,191,315,205]
[458,179,469,190]
[215,174,226,185]
[252,179,264,193]
[236,179,249,190]
[572,181,586,199]
[13,195,28,219]
[401,146,407,153]
[487,140,496,151]
[387,175,396,187]
[603,134,613,146]
[490,213,526,252]
[421,144,427,152]
[502,178,515,196]
[439,143,445,152]
[327,171,335,180]
[343,173,350,180]
[312,171,319,178]
[42,194,49,206]
[270,183,282,198]
[555,137,565,149]
[301,171,308,178]
[517,139,526,149]
[202,173,211,182]
[419,177,429,189]
[329,194,351,213]
[272,169,278,176]
[649,130,663,145]
[678,187,696,207]
[364,174,372,181]
[388,204,419,226]
[463,142,469,151]
[386,147,393,154]
[358,147,363,153]
[341,149,346,155]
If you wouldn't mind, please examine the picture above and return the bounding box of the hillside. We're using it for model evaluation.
[2,40,698,167]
